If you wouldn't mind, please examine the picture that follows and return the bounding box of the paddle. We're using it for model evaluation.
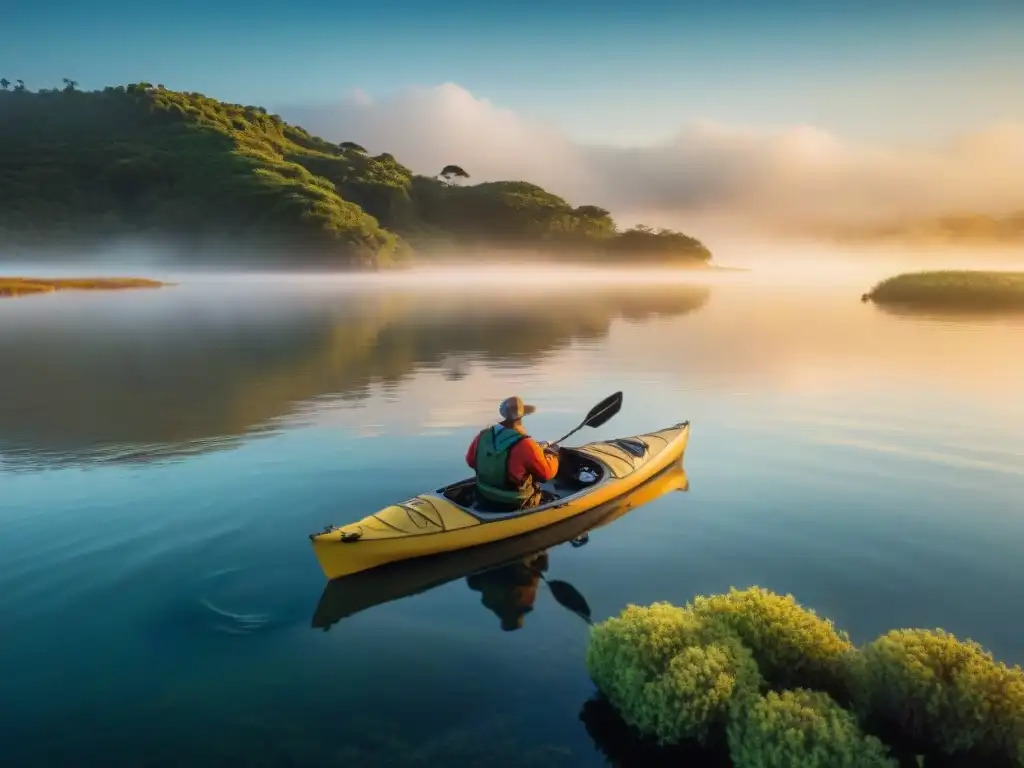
[543,576,593,625]
[547,391,623,449]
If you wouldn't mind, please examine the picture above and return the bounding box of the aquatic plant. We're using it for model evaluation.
[851,628,1024,765]
[579,694,732,767]
[584,589,1024,766]
[689,586,854,700]
[584,602,761,745]
[726,688,897,768]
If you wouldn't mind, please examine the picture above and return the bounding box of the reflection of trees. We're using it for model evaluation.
[870,304,1024,323]
[0,286,709,466]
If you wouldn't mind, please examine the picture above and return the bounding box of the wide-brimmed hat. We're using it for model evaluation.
[499,395,536,420]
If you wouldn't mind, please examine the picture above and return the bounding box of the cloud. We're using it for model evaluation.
[281,83,1024,236]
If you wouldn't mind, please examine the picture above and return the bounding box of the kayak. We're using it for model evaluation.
[309,420,690,581]
[312,460,689,629]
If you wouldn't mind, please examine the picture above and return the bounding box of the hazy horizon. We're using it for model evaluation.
[4,239,1024,288]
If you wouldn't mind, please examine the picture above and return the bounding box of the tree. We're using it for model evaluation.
[62,78,79,92]
[0,79,9,91]
[14,79,26,92]
[439,164,470,185]
[575,205,611,219]
[339,141,367,154]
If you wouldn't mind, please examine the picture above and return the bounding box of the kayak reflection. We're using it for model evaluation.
[311,460,689,631]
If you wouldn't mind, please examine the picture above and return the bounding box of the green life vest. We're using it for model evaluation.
[474,425,536,505]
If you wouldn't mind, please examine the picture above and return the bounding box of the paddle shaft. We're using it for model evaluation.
[546,391,623,449]
[548,425,583,449]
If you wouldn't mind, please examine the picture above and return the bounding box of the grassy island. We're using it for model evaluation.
[0,81,713,269]
[0,276,166,298]
[864,270,1024,311]
[584,587,1024,767]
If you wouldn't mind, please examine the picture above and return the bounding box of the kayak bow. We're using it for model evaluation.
[309,420,690,581]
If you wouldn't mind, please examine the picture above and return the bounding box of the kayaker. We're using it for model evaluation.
[465,396,560,511]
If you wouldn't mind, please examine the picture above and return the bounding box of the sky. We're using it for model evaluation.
[4,0,1021,145]
[2,0,1022,234]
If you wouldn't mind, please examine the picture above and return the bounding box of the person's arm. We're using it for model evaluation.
[466,432,481,469]
[518,437,559,482]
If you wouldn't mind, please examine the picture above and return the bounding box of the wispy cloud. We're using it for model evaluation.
[282,83,1024,237]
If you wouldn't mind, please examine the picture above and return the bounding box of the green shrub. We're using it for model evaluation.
[727,689,897,768]
[867,270,1024,310]
[690,587,854,698]
[585,602,761,745]
[851,628,1024,765]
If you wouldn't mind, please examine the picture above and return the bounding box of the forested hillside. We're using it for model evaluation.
[0,81,712,268]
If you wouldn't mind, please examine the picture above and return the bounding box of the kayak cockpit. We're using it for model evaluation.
[438,447,609,514]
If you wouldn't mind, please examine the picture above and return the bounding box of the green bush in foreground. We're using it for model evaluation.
[585,602,762,745]
[851,628,1024,765]
[585,588,1024,766]
[727,689,897,768]
[690,587,854,699]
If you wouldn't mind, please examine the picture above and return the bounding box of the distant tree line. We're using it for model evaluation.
[0,81,714,269]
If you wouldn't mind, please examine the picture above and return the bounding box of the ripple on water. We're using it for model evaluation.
[145,565,309,649]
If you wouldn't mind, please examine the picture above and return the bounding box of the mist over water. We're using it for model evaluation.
[4,236,1024,289]
[2,256,1023,765]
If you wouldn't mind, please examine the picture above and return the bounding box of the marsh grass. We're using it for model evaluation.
[867,271,1024,310]
[0,276,166,297]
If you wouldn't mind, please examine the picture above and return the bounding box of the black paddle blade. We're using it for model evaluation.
[546,579,593,623]
[584,391,623,429]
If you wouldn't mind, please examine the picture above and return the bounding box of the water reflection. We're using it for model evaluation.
[870,303,1024,324]
[311,461,689,631]
[579,694,731,768]
[0,285,711,468]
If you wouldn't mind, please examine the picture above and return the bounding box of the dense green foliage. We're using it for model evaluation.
[0,82,713,269]
[866,270,1024,310]
[585,602,761,745]
[727,689,896,768]
[585,588,1024,766]
[690,587,854,699]
[851,629,1024,765]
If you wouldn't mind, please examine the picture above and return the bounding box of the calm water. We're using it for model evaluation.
[2,273,1024,766]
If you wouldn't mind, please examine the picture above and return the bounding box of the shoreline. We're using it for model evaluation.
[0,277,169,298]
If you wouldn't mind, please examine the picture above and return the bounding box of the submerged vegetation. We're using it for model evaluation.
[865,271,1024,311]
[0,276,165,297]
[584,587,1024,767]
[0,81,712,269]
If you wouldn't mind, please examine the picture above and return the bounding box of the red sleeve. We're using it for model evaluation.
[466,431,481,469]
[513,437,559,482]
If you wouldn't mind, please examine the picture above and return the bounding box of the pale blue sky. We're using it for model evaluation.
[2,0,1021,145]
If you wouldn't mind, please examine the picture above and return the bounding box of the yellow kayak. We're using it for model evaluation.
[312,460,689,629]
[309,419,690,581]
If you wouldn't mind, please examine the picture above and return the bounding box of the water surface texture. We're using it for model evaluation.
[2,274,1023,766]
